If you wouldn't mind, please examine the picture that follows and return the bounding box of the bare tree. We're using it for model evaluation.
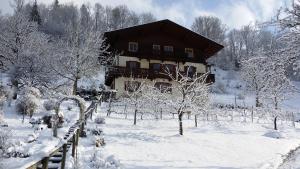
[0,0,41,99]
[162,68,210,135]
[122,79,146,125]
[191,16,226,44]
[241,55,268,107]
[50,23,109,95]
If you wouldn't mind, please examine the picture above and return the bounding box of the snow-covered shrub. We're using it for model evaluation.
[5,140,30,158]
[43,99,57,111]
[91,128,103,136]
[90,149,121,169]
[27,133,38,143]
[16,93,39,117]
[0,85,13,107]
[0,128,12,157]
[95,117,105,124]
[19,87,41,98]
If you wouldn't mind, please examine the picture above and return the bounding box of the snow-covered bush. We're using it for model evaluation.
[0,128,12,157]
[5,140,30,158]
[95,117,105,124]
[89,149,121,169]
[16,93,39,117]
[43,99,56,111]
[91,128,103,136]
[19,87,41,98]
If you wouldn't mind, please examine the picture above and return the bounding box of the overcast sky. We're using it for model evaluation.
[0,0,291,28]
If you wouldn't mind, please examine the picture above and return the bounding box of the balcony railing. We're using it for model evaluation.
[126,50,206,63]
[105,66,215,86]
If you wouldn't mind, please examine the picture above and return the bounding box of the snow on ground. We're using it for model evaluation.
[99,113,300,169]
[1,99,89,168]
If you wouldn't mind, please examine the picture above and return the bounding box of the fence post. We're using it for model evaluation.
[72,134,76,157]
[41,157,49,169]
[80,123,85,137]
[61,144,67,169]
[251,106,254,123]
[76,129,80,146]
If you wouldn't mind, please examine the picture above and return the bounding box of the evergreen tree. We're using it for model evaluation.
[30,0,41,25]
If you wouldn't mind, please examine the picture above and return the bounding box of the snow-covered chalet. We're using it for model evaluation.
[104,19,223,97]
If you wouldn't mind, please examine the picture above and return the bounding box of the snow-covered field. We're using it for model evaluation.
[99,114,300,169]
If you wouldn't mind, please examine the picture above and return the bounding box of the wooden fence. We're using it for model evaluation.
[21,101,97,169]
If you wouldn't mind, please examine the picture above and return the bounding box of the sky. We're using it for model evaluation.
[0,0,291,29]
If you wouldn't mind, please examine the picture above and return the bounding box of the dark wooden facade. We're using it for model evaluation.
[104,19,223,86]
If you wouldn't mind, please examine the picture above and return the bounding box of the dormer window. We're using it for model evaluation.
[128,42,138,52]
[185,48,194,58]
[164,46,174,52]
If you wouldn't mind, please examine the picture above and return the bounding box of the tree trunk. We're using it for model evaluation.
[274,116,278,130]
[255,96,260,107]
[134,109,137,125]
[72,78,78,95]
[178,113,183,135]
[194,115,198,127]
[274,97,278,110]
[11,79,18,100]
[160,108,162,120]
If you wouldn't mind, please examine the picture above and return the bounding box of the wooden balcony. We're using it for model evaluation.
[126,50,206,64]
[105,66,215,86]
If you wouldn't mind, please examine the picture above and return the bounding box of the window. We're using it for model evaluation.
[164,46,173,52]
[153,44,160,51]
[154,82,172,93]
[126,61,140,70]
[185,48,194,58]
[124,81,141,92]
[150,63,161,73]
[128,42,138,52]
[185,66,196,78]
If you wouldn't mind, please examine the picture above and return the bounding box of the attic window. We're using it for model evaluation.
[128,42,138,52]
[185,48,194,58]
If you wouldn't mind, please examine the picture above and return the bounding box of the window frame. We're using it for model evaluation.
[124,81,141,92]
[154,82,172,93]
[184,66,197,78]
[128,42,138,52]
[153,44,161,51]
[164,45,174,52]
[126,61,140,70]
[185,48,194,58]
[150,63,161,73]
